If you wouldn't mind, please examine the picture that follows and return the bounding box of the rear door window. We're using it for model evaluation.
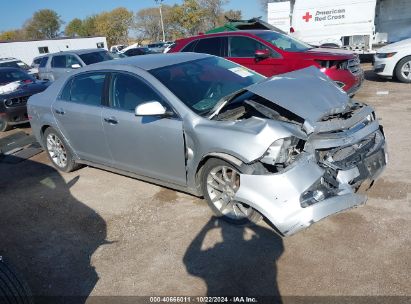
[59,78,73,100]
[181,40,197,52]
[79,51,112,65]
[69,73,106,106]
[192,37,225,57]
[51,55,81,68]
[51,55,67,68]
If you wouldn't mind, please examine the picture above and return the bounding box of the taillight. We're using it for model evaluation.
[290,27,295,33]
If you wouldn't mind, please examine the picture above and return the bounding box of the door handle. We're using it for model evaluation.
[54,108,65,115]
[104,116,118,125]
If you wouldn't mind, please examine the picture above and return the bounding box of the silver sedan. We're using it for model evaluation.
[28,53,387,236]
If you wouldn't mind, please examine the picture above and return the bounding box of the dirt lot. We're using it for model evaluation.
[0,63,410,300]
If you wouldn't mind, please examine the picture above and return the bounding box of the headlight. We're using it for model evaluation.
[376,52,397,58]
[261,137,304,166]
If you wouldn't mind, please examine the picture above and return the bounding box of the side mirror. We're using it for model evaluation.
[135,101,169,117]
[255,49,270,60]
[71,63,81,69]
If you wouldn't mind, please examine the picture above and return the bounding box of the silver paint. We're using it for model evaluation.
[28,53,387,236]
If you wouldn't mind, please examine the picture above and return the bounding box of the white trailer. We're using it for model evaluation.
[267,0,411,53]
[0,36,107,65]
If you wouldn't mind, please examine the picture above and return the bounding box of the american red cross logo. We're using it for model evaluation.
[303,12,312,22]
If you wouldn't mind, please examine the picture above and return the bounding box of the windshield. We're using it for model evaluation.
[149,57,265,115]
[0,69,34,85]
[255,31,312,52]
[0,60,30,70]
[79,51,113,65]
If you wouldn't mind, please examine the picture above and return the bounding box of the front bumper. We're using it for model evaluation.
[325,68,364,97]
[373,56,396,77]
[0,104,29,125]
[234,129,387,236]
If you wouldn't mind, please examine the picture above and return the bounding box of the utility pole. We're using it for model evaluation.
[155,0,166,42]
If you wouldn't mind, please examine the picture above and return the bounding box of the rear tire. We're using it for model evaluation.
[395,56,411,83]
[0,256,33,304]
[43,127,80,172]
[200,158,262,225]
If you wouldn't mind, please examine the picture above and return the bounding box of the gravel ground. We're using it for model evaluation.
[0,63,410,300]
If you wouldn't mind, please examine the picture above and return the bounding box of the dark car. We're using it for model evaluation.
[0,67,49,131]
[170,30,363,96]
[122,47,153,57]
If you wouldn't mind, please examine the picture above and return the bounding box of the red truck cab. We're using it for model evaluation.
[169,30,363,96]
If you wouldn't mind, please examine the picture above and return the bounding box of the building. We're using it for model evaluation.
[0,36,107,65]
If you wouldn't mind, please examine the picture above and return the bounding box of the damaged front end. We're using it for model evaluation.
[229,68,387,236]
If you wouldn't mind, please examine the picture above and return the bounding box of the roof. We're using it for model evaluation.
[177,29,281,41]
[95,52,210,71]
[0,57,19,62]
[41,48,107,56]
[206,17,286,34]
[0,36,106,44]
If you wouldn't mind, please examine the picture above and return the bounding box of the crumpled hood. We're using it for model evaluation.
[247,66,349,124]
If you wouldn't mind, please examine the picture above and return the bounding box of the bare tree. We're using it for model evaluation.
[200,0,228,28]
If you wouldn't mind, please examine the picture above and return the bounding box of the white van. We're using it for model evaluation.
[268,0,411,53]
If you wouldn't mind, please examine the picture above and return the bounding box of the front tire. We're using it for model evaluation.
[0,117,12,132]
[201,158,262,225]
[43,127,80,172]
[395,56,411,83]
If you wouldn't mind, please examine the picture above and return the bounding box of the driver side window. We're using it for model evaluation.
[109,73,163,112]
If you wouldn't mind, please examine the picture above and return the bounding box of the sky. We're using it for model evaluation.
[0,0,265,33]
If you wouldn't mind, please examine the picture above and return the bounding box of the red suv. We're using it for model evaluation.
[169,30,363,96]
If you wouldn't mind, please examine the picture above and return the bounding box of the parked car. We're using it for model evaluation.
[28,53,386,236]
[0,57,37,77]
[122,47,153,57]
[38,49,113,82]
[30,55,48,79]
[110,44,127,53]
[0,67,49,131]
[373,38,411,83]
[31,55,46,69]
[169,30,364,96]
[163,43,176,53]
[146,42,167,53]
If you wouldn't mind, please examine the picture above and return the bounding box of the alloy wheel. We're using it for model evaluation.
[401,60,411,80]
[46,133,68,168]
[206,165,252,220]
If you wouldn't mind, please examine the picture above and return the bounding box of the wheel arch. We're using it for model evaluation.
[194,152,245,196]
[394,55,411,78]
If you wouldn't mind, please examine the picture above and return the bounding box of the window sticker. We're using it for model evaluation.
[229,67,254,78]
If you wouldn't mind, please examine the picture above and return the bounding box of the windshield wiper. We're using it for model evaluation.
[208,89,247,119]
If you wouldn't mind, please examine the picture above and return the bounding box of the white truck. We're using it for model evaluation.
[267,0,411,53]
[0,37,107,67]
